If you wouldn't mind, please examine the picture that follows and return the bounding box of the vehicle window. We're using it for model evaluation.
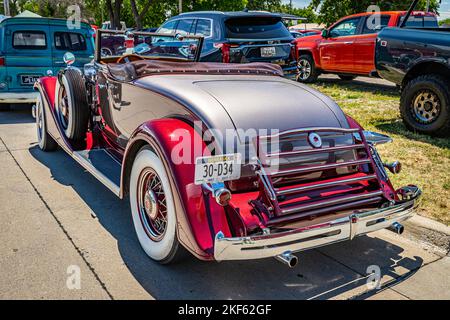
[362,15,391,34]
[225,17,292,39]
[329,18,361,37]
[424,16,438,27]
[398,15,436,28]
[195,19,212,37]
[158,20,178,34]
[55,32,87,51]
[13,31,47,49]
[176,19,195,36]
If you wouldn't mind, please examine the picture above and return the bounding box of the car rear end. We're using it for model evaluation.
[218,14,297,75]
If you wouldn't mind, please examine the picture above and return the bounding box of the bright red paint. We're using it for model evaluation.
[294,11,437,76]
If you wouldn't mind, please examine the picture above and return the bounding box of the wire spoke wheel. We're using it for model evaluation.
[137,168,168,242]
[412,90,441,124]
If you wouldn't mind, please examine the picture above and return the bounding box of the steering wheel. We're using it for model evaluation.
[116,54,146,64]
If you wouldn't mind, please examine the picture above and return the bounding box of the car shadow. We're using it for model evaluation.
[29,145,424,300]
[0,104,34,125]
[375,121,450,150]
[315,76,399,96]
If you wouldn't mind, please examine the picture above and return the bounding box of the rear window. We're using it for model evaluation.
[399,15,438,28]
[55,32,87,51]
[225,17,292,39]
[13,31,47,49]
[195,19,212,37]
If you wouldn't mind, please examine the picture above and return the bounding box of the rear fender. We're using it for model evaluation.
[122,119,233,261]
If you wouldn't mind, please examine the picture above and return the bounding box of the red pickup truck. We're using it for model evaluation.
[294,11,438,83]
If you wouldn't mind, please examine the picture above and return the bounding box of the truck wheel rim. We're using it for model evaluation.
[137,168,168,242]
[298,59,312,80]
[412,90,441,124]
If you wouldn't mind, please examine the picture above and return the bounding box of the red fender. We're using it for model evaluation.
[122,119,233,261]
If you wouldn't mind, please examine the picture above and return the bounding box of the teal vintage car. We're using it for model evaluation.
[0,16,95,110]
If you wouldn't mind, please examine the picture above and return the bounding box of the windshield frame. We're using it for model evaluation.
[95,29,205,63]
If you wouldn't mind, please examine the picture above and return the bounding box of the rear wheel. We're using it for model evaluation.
[56,69,89,142]
[296,54,319,83]
[36,95,57,152]
[129,146,184,264]
[339,75,357,81]
[400,75,450,136]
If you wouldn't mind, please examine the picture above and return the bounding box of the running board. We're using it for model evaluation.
[72,149,121,198]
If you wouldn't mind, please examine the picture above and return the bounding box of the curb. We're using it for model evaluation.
[403,215,450,256]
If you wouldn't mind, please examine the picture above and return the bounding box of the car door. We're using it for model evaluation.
[352,14,391,74]
[5,24,51,93]
[50,25,95,74]
[319,17,362,72]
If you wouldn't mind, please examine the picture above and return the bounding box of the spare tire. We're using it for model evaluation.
[56,69,89,141]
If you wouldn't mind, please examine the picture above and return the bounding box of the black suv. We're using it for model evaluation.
[157,11,297,74]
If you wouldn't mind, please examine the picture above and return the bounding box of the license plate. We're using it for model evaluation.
[261,46,276,58]
[21,75,40,86]
[195,154,242,185]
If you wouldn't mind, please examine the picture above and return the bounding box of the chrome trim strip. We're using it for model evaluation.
[259,127,360,140]
[214,186,421,261]
[270,159,372,178]
[280,191,384,215]
[267,144,366,159]
[276,174,378,196]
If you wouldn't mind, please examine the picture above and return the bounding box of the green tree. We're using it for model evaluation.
[310,0,440,26]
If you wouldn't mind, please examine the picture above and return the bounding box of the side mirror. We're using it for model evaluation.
[63,52,76,66]
[321,29,328,38]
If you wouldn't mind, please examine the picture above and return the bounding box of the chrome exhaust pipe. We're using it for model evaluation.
[275,251,299,268]
[387,222,404,235]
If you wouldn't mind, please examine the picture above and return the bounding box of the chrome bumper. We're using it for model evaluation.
[0,92,39,104]
[214,186,421,261]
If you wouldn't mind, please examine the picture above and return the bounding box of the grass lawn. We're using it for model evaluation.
[311,77,450,226]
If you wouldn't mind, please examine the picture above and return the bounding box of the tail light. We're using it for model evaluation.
[214,43,239,63]
[0,57,5,66]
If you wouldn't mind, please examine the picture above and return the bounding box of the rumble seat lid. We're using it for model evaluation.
[107,60,283,82]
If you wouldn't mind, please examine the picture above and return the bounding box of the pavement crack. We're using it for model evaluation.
[0,137,114,300]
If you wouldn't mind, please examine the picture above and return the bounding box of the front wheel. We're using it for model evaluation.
[296,54,319,83]
[129,146,184,264]
[400,75,450,136]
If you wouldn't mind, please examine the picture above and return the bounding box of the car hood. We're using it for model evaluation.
[135,75,349,142]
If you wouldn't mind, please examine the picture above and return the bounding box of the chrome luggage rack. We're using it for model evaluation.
[251,127,387,225]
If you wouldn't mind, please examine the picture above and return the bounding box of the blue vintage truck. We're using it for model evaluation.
[0,16,95,110]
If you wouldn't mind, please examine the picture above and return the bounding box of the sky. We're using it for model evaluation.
[282,0,450,20]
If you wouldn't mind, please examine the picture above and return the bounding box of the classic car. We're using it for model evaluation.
[33,29,421,267]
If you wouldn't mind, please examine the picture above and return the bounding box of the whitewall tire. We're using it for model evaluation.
[129,146,182,264]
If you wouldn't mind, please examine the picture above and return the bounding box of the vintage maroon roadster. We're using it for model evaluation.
[33,30,421,267]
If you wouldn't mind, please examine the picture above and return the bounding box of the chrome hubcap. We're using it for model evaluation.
[36,100,43,141]
[137,168,167,242]
[298,59,311,80]
[412,90,441,124]
[58,87,69,130]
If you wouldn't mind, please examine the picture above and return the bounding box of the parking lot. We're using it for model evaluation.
[1,76,449,300]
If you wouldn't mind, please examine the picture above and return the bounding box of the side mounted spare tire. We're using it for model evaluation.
[400,75,450,137]
[56,69,89,141]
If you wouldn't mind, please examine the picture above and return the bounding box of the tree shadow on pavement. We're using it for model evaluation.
[29,146,424,300]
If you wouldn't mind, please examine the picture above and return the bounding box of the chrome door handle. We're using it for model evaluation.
[344,41,354,45]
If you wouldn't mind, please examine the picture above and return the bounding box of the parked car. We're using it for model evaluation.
[294,10,438,83]
[32,29,421,266]
[290,30,322,38]
[376,0,450,136]
[101,21,127,31]
[0,17,95,110]
[156,11,297,74]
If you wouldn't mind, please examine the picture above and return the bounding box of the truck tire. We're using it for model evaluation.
[339,75,357,81]
[56,69,89,142]
[129,146,186,265]
[296,54,319,83]
[400,75,450,136]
